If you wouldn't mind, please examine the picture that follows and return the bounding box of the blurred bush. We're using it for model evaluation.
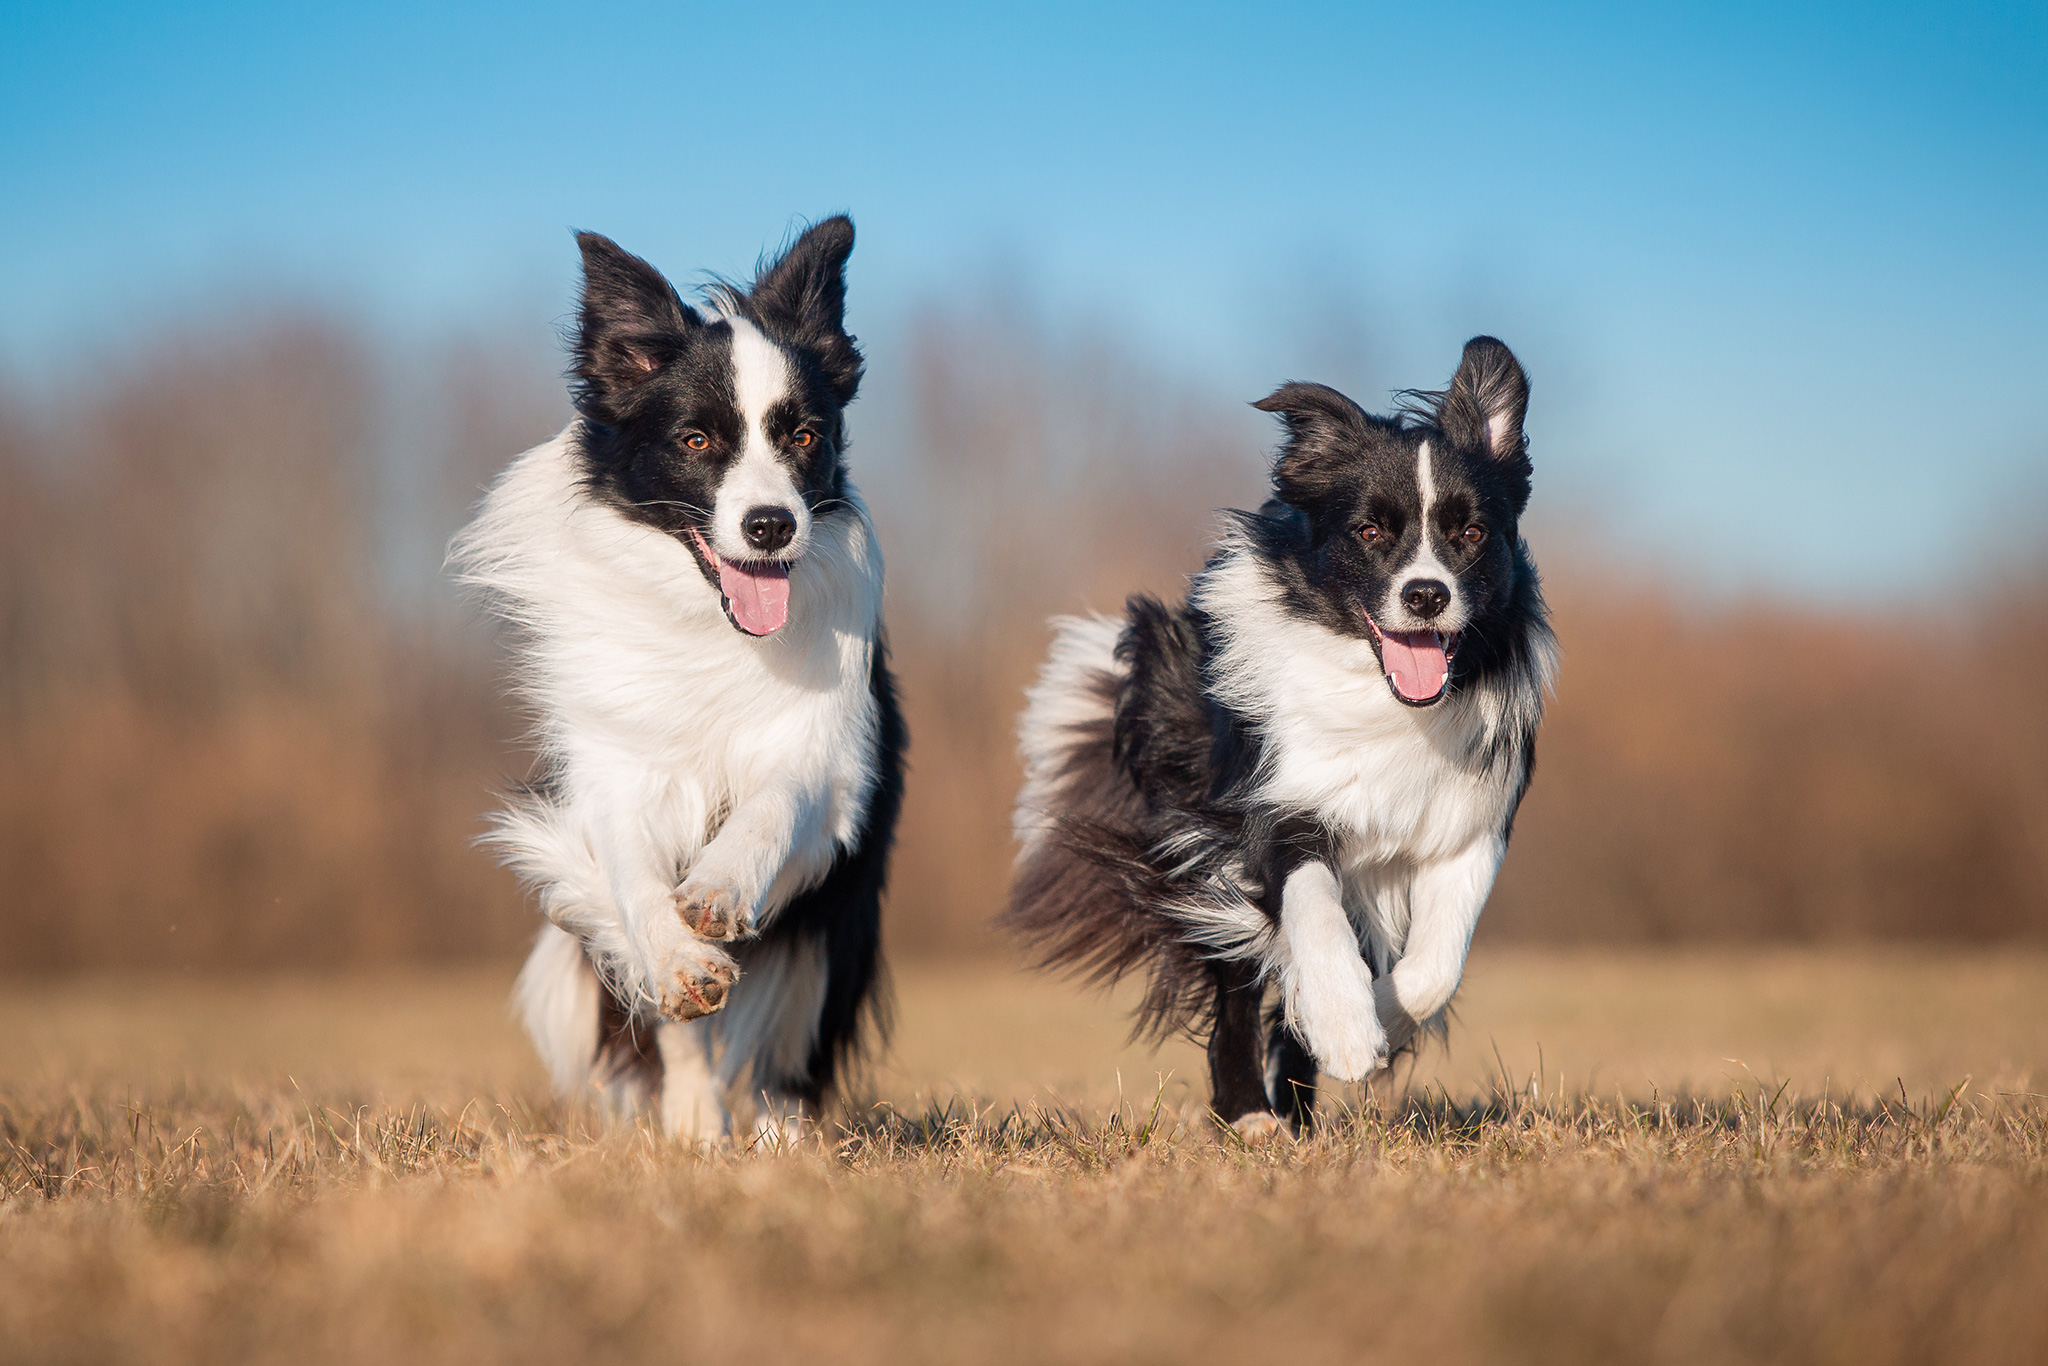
[1,301,2042,974]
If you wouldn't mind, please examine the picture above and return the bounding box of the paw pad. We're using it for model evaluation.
[674,884,751,942]
[660,959,739,1021]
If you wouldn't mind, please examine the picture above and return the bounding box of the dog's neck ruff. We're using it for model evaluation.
[1194,533,1554,778]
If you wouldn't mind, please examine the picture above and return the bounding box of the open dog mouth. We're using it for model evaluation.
[688,528,790,637]
[1364,615,1458,706]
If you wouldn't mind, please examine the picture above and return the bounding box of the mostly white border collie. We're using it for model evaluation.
[451,217,903,1146]
[1006,337,1556,1136]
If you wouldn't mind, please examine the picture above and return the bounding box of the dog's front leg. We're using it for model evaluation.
[672,782,829,943]
[593,822,740,1024]
[1278,861,1387,1081]
[1373,837,1506,1052]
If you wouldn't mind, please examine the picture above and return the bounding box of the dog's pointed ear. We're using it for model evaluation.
[1254,382,1371,505]
[748,215,863,403]
[1438,336,1529,462]
[572,231,701,421]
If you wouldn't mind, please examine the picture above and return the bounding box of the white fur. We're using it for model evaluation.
[1191,534,1553,1073]
[452,422,884,1136]
[1487,412,1514,456]
[514,923,602,1094]
[711,316,813,563]
[1276,862,1386,1081]
[656,1018,726,1146]
[1013,613,1126,861]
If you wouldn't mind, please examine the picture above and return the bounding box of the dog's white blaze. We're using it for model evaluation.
[1381,439,1466,633]
[713,315,812,564]
[728,313,788,424]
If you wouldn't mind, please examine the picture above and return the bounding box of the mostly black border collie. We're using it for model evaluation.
[452,218,903,1146]
[1006,338,1556,1136]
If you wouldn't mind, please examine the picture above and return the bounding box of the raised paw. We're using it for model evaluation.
[673,878,753,943]
[658,954,739,1021]
[1292,980,1390,1083]
[1313,1033,1391,1084]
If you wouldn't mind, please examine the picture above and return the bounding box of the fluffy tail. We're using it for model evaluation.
[1004,610,1254,1040]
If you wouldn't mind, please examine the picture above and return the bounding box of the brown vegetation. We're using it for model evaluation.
[4,950,2047,1366]
[1,304,2044,972]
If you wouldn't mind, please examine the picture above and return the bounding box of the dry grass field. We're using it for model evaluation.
[5,949,2048,1366]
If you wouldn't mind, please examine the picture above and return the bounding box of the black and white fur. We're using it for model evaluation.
[1006,338,1556,1135]
[451,218,903,1146]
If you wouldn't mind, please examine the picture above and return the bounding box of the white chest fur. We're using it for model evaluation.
[1195,546,1528,954]
[454,429,886,890]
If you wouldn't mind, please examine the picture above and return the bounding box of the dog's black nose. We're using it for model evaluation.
[1401,579,1450,620]
[741,506,797,553]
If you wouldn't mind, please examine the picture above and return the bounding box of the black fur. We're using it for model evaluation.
[743,634,906,1105]
[570,220,861,595]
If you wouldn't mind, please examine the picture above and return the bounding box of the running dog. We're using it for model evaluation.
[452,217,903,1145]
[1006,337,1555,1135]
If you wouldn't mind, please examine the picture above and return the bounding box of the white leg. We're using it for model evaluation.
[750,1092,815,1151]
[1374,838,1506,1052]
[656,1019,730,1146]
[673,782,832,940]
[1277,861,1387,1082]
[597,820,739,1023]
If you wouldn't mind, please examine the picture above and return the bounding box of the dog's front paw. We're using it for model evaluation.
[1298,1001,1389,1083]
[673,877,754,943]
[657,944,739,1021]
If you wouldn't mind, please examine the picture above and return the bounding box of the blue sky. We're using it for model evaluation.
[5,1,2044,600]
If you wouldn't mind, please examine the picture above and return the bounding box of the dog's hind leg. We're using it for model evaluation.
[1209,957,1284,1135]
[654,1018,728,1146]
[594,976,663,1118]
[1263,1000,1318,1135]
[516,925,669,1121]
[718,933,832,1148]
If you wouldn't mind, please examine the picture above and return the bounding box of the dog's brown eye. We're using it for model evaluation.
[683,432,709,452]
[1462,524,1486,545]
[791,429,815,449]
[1360,524,1383,543]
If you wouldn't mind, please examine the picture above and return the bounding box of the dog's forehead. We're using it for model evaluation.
[1323,427,1427,502]
[654,321,739,397]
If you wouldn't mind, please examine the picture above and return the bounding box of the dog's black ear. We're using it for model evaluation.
[748,215,863,403]
[1438,337,1529,462]
[1254,382,1371,506]
[572,231,701,422]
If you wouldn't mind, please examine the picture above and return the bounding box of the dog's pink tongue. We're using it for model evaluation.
[1380,630,1449,701]
[718,559,789,636]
